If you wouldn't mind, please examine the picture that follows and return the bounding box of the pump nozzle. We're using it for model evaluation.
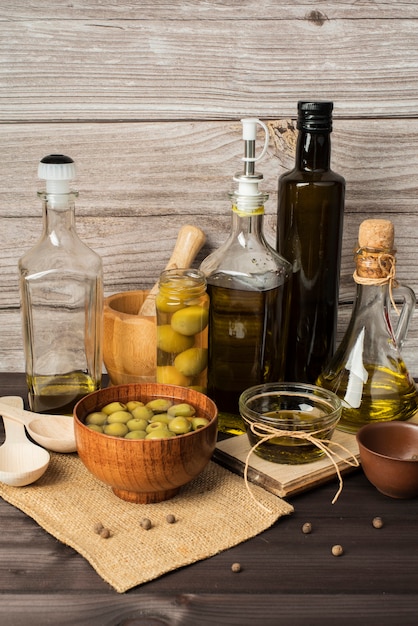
[241,118,269,167]
[232,118,269,202]
[38,154,76,195]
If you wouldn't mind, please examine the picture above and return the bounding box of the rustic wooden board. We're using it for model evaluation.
[1,0,418,375]
[214,431,361,499]
[1,6,418,120]
[2,120,418,294]
[2,119,418,373]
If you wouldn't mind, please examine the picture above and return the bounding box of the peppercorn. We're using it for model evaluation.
[372,516,383,529]
[166,514,176,524]
[231,562,242,573]
[331,544,344,557]
[100,527,111,539]
[141,517,152,530]
[302,522,312,534]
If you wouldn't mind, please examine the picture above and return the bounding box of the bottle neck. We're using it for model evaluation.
[230,205,265,240]
[295,130,331,171]
[38,192,77,239]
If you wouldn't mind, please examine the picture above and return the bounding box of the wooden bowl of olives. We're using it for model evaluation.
[74,382,218,503]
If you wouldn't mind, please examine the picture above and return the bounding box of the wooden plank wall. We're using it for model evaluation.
[1,0,418,376]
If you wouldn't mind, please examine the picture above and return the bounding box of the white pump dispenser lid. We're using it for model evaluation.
[232,119,269,206]
[38,154,76,194]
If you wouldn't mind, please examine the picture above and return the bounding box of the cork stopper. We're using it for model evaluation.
[358,219,394,251]
[355,219,396,280]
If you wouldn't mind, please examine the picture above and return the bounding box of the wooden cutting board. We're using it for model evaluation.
[214,429,361,499]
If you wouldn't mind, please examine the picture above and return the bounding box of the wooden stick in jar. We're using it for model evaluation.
[138,224,206,317]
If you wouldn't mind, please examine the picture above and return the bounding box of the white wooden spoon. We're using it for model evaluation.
[0,396,50,487]
[0,399,76,453]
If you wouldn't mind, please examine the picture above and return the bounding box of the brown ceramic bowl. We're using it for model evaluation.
[103,290,157,385]
[74,382,218,504]
[356,421,418,498]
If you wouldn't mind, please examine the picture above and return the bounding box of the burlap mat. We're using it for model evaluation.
[0,453,293,592]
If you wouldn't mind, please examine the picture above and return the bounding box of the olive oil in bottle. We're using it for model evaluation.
[206,282,287,417]
[316,219,418,433]
[277,101,345,383]
[200,119,291,434]
[26,372,98,415]
[19,155,103,414]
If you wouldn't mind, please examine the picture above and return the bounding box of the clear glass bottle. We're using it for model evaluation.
[18,154,103,414]
[200,119,292,435]
[316,218,418,433]
[156,268,209,393]
[277,101,345,383]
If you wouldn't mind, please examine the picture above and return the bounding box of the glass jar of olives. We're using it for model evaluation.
[155,268,209,393]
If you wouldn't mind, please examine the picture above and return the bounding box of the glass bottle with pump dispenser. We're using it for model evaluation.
[200,119,292,434]
[316,218,418,433]
[277,101,345,384]
[18,154,103,414]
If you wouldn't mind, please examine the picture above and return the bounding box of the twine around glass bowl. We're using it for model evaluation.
[243,422,360,511]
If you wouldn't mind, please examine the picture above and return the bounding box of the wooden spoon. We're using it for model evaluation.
[138,224,206,317]
[0,396,50,486]
[0,399,76,454]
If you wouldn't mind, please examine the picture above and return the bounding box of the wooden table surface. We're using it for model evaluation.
[0,373,417,626]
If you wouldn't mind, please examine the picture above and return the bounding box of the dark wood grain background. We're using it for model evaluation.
[2,1,418,377]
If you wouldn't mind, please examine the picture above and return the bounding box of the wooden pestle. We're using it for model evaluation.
[138,224,206,317]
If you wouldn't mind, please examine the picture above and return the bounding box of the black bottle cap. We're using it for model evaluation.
[297,101,333,131]
[40,154,74,165]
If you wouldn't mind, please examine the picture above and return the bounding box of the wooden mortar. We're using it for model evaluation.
[103,225,206,385]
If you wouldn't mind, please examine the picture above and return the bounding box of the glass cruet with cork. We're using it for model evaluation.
[18,154,103,414]
[200,118,292,435]
[316,218,418,433]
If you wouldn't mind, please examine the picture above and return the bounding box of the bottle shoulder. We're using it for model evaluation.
[200,236,291,289]
[279,167,345,185]
[19,235,102,276]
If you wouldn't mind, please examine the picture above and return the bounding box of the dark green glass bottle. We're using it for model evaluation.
[276,101,345,383]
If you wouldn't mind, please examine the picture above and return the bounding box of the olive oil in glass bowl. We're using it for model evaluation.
[239,383,342,464]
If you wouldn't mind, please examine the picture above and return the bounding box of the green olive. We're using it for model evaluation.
[168,416,192,434]
[167,402,196,418]
[86,424,104,433]
[190,417,210,430]
[85,411,108,426]
[155,294,186,314]
[174,347,208,377]
[157,325,195,353]
[145,427,174,439]
[146,421,169,433]
[156,366,191,387]
[149,413,172,425]
[126,400,144,411]
[126,418,149,432]
[131,405,154,421]
[124,430,147,440]
[103,422,129,437]
[170,305,209,336]
[146,398,173,413]
[101,401,127,415]
[107,410,132,424]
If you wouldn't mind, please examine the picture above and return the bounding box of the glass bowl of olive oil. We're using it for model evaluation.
[239,383,342,464]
